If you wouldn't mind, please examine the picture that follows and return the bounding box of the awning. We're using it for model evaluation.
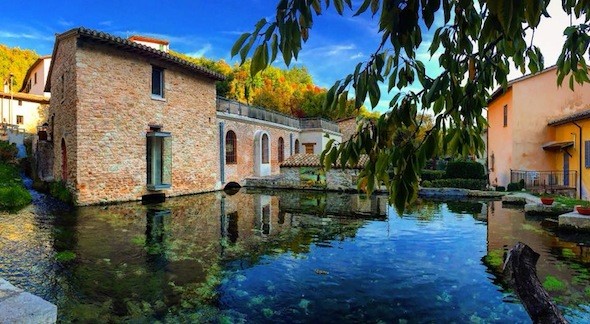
[542,141,574,151]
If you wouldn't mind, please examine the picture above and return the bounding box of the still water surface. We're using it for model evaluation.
[1,188,590,322]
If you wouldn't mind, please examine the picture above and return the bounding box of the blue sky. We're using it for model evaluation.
[0,1,579,113]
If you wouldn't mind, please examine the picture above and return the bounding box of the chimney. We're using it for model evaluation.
[128,35,170,53]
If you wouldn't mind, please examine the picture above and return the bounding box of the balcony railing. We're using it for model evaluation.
[510,170,577,191]
[216,96,340,132]
[300,117,340,133]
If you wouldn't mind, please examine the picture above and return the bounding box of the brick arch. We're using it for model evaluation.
[253,130,271,176]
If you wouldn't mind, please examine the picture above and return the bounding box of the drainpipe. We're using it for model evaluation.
[219,122,225,184]
[573,121,582,198]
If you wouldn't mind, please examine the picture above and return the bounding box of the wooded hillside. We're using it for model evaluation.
[0,45,39,90]
[171,51,379,121]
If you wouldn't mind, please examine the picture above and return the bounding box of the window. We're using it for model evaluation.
[303,143,315,154]
[295,139,300,154]
[147,127,172,190]
[18,100,22,106]
[34,72,37,85]
[503,105,508,127]
[261,133,269,164]
[225,130,237,164]
[151,66,164,98]
[278,137,284,162]
[585,141,590,168]
[16,115,23,125]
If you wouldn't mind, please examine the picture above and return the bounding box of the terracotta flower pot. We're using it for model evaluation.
[540,197,554,205]
[576,206,590,216]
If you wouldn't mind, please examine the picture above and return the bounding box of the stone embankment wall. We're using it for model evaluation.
[246,166,360,192]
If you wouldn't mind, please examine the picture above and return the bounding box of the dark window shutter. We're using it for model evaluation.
[585,141,590,168]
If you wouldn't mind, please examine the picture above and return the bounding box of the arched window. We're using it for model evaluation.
[262,134,269,164]
[61,138,67,181]
[295,139,300,154]
[226,130,237,164]
[278,137,284,162]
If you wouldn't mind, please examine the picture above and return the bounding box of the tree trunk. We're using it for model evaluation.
[503,242,568,324]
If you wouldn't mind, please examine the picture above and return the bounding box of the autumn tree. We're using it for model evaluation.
[233,0,590,211]
[0,45,39,91]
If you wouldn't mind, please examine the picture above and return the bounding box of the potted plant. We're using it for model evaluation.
[540,196,554,205]
[576,201,590,215]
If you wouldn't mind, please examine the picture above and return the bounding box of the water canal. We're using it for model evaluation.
[1,187,590,322]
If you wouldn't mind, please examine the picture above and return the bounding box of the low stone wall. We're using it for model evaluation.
[246,167,360,192]
[0,278,57,323]
[559,212,590,232]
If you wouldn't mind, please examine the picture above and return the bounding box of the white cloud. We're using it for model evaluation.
[58,18,73,27]
[99,21,113,27]
[0,30,54,42]
[186,43,213,57]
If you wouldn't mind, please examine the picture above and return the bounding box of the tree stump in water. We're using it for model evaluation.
[503,242,568,324]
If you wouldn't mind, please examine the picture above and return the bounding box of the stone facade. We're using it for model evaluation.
[337,117,357,143]
[219,113,300,185]
[47,29,222,205]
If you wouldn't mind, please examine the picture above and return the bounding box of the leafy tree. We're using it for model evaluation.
[233,0,590,211]
[0,45,39,91]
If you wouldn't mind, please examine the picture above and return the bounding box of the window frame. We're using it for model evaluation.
[503,105,508,127]
[146,130,172,191]
[16,115,23,125]
[261,133,269,164]
[278,137,284,162]
[294,139,300,154]
[225,130,237,164]
[151,66,165,99]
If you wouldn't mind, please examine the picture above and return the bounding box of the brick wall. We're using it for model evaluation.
[49,36,78,191]
[219,114,300,185]
[51,35,220,205]
[337,117,357,143]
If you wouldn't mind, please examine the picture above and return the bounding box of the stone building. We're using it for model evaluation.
[40,27,349,205]
[43,28,224,205]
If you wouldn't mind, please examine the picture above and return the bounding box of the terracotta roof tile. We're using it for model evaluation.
[45,27,224,91]
[548,108,590,126]
[280,153,368,169]
[0,91,49,104]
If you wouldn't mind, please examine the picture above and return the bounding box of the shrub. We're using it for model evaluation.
[0,141,17,163]
[507,182,521,192]
[495,186,506,192]
[421,169,445,181]
[430,178,487,190]
[421,180,433,187]
[445,161,485,179]
[519,179,525,190]
[49,181,72,203]
[0,186,31,209]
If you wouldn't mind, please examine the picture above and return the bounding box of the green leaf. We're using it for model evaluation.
[231,33,251,57]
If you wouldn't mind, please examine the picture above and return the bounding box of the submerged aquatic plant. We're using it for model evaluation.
[55,250,76,262]
[543,275,566,291]
[483,249,504,268]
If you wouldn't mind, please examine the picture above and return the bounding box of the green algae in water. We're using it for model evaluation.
[55,250,76,262]
[543,275,566,291]
[561,248,576,259]
[484,249,504,268]
[521,223,544,234]
[131,235,145,246]
[262,308,274,318]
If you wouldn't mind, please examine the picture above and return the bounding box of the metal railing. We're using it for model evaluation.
[510,170,577,190]
[300,117,340,132]
[216,96,340,132]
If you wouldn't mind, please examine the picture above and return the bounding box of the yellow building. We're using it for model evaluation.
[487,66,590,198]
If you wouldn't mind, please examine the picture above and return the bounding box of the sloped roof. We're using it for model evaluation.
[128,35,169,45]
[548,108,590,126]
[0,91,49,104]
[280,153,368,169]
[45,27,224,92]
[19,55,51,92]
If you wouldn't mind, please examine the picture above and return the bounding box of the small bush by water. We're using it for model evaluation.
[426,178,487,190]
[49,181,73,203]
[445,160,485,179]
[0,162,31,210]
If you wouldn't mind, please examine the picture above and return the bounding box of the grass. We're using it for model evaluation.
[543,275,566,291]
[0,162,31,210]
[553,196,590,208]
